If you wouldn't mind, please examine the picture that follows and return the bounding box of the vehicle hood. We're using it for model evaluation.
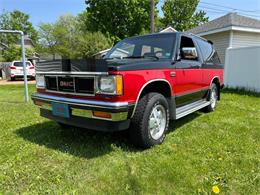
[107,58,173,71]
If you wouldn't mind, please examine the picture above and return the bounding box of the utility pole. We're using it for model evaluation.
[0,30,29,102]
[150,0,155,33]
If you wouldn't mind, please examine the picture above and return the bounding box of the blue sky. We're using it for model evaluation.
[1,0,260,28]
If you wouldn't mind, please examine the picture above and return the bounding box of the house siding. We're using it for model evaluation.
[202,31,230,64]
[232,31,260,48]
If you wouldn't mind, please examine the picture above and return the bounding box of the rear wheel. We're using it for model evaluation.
[129,93,170,148]
[204,83,218,112]
[11,77,15,81]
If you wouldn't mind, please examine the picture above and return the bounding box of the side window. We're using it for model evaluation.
[196,38,213,62]
[179,36,198,61]
[211,51,221,64]
[196,38,221,64]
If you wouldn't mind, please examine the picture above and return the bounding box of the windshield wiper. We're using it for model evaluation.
[123,56,144,59]
[123,55,159,60]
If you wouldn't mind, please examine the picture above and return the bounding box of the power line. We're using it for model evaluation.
[159,0,260,19]
[198,5,260,18]
[200,1,260,13]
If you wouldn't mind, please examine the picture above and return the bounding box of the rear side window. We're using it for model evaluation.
[196,38,221,64]
[196,38,213,61]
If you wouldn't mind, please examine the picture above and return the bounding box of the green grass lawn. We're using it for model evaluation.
[0,85,259,194]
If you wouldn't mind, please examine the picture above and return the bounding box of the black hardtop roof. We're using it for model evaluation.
[123,32,209,43]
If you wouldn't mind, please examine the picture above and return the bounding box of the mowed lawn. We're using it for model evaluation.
[0,84,259,194]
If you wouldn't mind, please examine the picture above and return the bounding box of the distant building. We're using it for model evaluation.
[187,13,260,63]
[160,26,177,33]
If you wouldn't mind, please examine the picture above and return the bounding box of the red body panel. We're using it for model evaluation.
[37,68,224,104]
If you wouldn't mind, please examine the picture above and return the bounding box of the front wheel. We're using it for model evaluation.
[129,93,170,148]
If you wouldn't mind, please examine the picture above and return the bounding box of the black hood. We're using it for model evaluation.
[36,58,173,73]
[107,58,173,71]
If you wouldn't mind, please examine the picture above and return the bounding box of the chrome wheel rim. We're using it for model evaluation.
[149,104,166,140]
[210,88,218,109]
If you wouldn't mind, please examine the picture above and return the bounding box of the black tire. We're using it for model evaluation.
[129,92,170,148]
[11,77,15,81]
[204,83,218,112]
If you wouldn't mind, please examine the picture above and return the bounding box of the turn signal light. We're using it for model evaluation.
[115,75,123,95]
[34,100,44,106]
[93,111,112,119]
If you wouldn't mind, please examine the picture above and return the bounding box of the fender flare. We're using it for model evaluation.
[130,79,172,118]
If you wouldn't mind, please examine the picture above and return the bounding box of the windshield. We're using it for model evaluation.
[105,33,176,60]
[13,62,31,67]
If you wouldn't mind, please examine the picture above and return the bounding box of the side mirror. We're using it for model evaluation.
[181,47,198,60]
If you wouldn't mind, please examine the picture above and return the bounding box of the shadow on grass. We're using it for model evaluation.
[16,121,134,159]
[168,112,202,132]
[15,112,201,158]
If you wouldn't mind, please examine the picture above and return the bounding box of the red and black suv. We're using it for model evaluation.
[32,32,224,148]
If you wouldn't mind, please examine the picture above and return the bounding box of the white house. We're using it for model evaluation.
[187,13,260,64]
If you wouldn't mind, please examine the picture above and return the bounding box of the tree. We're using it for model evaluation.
[84,0,158,41]
[37,14,112,59]
[37,23,57,60]
[1,44,35,62]
[161,0,208,31]
[0,10,38,61]
[74,32,112,58]
[0,10,38,44]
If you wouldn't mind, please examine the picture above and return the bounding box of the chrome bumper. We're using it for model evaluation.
[32,93,132,121]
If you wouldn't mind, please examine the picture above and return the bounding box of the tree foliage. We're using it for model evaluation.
[84,0,158,41]
[0,10,37,61]
[37,14,112,59]
[0,10,38,44]
[161,0,208,31]
[37,23,57,59]
[1,44,35,62]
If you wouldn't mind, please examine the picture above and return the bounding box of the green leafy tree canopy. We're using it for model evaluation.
[37,14,112,59]
[0,10,38,44]
[84,0,158,41]
[0,10,38,61]
[161,0,208,31]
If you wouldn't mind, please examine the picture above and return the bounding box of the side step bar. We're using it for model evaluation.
[176,99,210,119]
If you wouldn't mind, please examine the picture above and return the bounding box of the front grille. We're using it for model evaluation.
[75,78,95,94]
[45,76,58,90]
[45,76,95,95]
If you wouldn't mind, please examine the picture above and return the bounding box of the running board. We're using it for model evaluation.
[176,100,210,119]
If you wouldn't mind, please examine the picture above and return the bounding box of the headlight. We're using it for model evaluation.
[36,75,45,88]
[97,75,123,95]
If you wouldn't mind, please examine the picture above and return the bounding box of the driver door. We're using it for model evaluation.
[173,35,204,107]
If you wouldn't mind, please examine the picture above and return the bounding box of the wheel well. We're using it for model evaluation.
[212,77,220,100]
[139,81,172,99]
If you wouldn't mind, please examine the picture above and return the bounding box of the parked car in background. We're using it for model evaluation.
[6,61,35,81]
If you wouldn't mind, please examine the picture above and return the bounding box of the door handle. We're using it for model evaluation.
[170,72,176,77]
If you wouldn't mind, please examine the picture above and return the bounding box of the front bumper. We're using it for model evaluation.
[32,92,134,131]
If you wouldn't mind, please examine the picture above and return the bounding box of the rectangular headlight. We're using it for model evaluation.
[36,75,45,88]
[97,75,123,95]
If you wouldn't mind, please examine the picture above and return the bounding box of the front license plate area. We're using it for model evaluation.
[52,102,70,118]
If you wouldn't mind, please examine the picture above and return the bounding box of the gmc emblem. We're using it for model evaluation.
[60,81,74,87]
